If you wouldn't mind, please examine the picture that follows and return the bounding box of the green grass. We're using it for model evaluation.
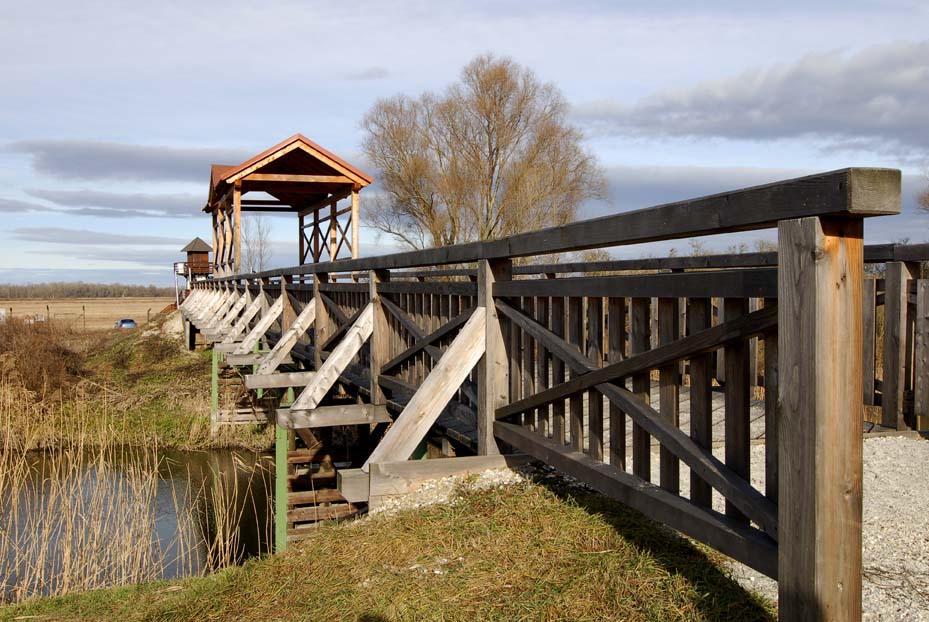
[1,479,775,622]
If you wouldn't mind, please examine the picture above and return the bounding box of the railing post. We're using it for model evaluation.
[882,261,919,429]
[778,215,863,620]
[477,258,511,455]
[274,275,295,553]
[369,269,390,404]
[313,273,330,371]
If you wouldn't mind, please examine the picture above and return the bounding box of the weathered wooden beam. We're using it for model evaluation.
[290,303,374,411]
[244,371,316,390]
[232,294,284,355]
[882,262,919,429]
[255,298,316,374]
[914,280,929,430]
[494,269,778,299]
[494,421,778,579]
[778,216,864,619]
[477,259,510,455]
[364,310,486,468]
[221,293,264,344]
[276,403,390,429]
[243,173,353,184]
[234,168,898,277]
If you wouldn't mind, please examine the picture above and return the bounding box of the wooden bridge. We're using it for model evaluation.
[179,152,929,620]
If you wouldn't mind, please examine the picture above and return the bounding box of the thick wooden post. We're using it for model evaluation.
[883,261,918,429]
[477,258,510,455]
[915,280,929,430]
[778,216,863,620]
[313,273,330,370]
[369,270,390,404]
[351,188,360,259]
[233,182,242,275]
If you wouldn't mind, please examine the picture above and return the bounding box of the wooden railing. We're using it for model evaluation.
[187,168,910,620]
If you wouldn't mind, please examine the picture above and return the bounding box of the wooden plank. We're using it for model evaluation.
[368,454,532,497]
[287,489,345,505]
[587,296,604,460]
[915,280,929,430]
[551,294,566,444]
[883,262,917,429]
[277,403,391,429]
[313,273,330,370]
[243,173,353,184]
[337,468,370,503]
[658,297,680,494]
[862,279,877,406]
[494,421,778,579]
[777,216,864,620]
[287,504,358,523]
[255,299,316,374]
[687,298,713,508]
[290,303,374,410]
[232,294,283,355]
[494,269,778,299]
[608,297,626,469]
[369,270,390,404]
[364,310,486,468]
[763,297,778,503]
[724,297,750,523]
[537,295,551,437]
[226,352,293,366]
[244,371,316,390]
[568,297,584,452]
[631,297,651,482]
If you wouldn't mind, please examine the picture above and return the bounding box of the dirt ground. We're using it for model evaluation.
[0,297,175,331]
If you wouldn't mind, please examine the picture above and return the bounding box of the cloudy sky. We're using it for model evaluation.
[2,1,928,285]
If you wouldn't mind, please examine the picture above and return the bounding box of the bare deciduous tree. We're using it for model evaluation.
[241,213,271,273]
[361,54,606,249]
[920,175,929,214]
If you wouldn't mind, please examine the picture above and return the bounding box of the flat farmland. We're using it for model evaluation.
[0,297,175,331]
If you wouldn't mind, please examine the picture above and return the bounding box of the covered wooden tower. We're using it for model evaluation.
[204,134,374,276]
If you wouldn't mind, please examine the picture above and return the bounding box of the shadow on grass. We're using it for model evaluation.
[528,470,777,622]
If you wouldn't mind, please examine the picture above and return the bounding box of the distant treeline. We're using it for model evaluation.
[0,282,174,299]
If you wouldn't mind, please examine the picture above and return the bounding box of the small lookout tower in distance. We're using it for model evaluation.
[175,237,213,305]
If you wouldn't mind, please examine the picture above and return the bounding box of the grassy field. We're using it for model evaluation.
[0,479,775,622]
[0,297,174,331]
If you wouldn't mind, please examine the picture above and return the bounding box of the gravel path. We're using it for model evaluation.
[722,436,929,621]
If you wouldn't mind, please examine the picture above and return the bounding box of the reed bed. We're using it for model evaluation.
[0,376,272,605]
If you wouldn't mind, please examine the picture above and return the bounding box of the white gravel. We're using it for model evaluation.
[722,435,929,621]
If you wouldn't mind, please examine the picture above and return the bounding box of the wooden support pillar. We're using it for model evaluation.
[778,215,863,620]
[477,258,510,455]
[313,209,321,263]
[883,261,918,429]
[233,182,242,274]
[369,269,390,404]
[298,213,306,265]
[314,273,330,370]
[329,200,338,260]
[351,188,360,259]
[862,279,877,406]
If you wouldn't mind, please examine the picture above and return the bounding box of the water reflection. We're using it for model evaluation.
[0,448,273,601]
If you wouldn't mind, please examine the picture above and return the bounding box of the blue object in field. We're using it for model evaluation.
[115,319,137,329]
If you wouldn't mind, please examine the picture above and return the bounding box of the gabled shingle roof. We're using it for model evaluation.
[181,237,212,253]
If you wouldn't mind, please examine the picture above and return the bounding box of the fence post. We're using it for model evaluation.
[915,280,929,430]
[369,270,390,404]
[778,216,863,620]
[883,261,919,429]
[477,258,510,455]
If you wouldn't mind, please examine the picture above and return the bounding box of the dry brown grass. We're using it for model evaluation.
[0,297,173,331]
